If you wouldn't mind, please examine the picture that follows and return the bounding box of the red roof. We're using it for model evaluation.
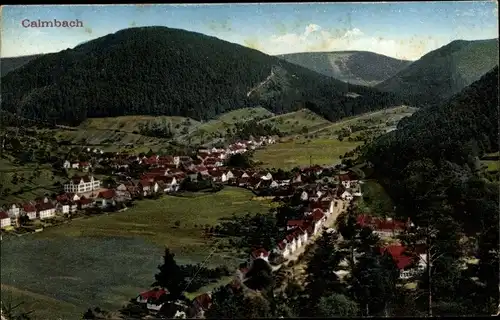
[194,293,212,310]
[310,209,325,222]
[36,202,54,211]
[287,220,305,228]
[357,215,407,232]
[251,248,269,259]
[278,241,286,250]
[23,204,36,213]
[78,198,93,205]
[97,189,115,199]
[380,245,414,270]
[138,288,168,301]
[0,211,9,219]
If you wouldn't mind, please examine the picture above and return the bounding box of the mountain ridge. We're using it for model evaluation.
[375,38,499,106]
[1,26,402,126]
[277,50,413,86]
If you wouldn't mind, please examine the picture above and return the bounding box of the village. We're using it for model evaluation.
[1,135,427,319]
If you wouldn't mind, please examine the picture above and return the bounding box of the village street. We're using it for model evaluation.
[273,198,349,290]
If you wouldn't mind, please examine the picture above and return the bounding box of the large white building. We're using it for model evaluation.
[64,175,101,193]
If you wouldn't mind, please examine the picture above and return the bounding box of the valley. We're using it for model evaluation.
[0,4,498,320]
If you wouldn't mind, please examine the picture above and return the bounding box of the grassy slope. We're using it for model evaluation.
[253,106,416,170]
[0,158,65,206]
[80,115,201,134]
[178,107,274,144]
[259,109,332,135]
[0,187,271,319]
[254,138,362,170]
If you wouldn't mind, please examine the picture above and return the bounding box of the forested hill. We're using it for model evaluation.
[365,65,499,179]
[363,67,498,317]
[277,51,412,86]
[1,26,402,126]
[375,38,498,106]
[0,54,43,77]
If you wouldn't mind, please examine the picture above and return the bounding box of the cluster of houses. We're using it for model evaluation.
[129,170,426,318]
[0,137,277,231]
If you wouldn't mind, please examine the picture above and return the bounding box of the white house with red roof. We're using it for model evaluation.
[210,170,228,183]
[357,215,409,238]
[0,211,12,229]
[250,248,270,263]
[136,288,168,309]
[22,204,37,220]
[6,203,21,218]
[36,202,56,220]
[95,189,117,208]
[163,177,179,193]
[381,244,427,279]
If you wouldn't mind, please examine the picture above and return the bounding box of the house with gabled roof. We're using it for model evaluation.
[136,287,168,305]
[95,189,116,208]
[380,244,426,279]
[22,204,37,220]
[36,202,56,220]
[0,211,12,229]
[6,203,21,218]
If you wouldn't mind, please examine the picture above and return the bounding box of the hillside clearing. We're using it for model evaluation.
[259,109,331,135]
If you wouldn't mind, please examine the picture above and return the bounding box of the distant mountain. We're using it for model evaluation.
[1,26,402,127]
[277,51,413,86]
[1,54,43,77]
[376,39,499,106]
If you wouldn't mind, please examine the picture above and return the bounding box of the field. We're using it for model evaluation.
[253,137,362,169]
[259,109,331,135]
[0,159,66,206]
[0,187,272,319]
[79,115,200,134]
[54,128,172,153]
[178,107,274,145]
[253,106,417,170]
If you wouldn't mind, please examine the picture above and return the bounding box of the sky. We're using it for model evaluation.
[1,2,498,60]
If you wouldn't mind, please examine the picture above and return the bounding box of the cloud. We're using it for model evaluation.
[343,27,363,38]
[260,24,444,60]
[304,23,321,36]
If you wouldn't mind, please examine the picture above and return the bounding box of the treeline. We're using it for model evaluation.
[137,120,174,139]
[1,26,403,126]
[362,66,499,315]
[230,120,282,141]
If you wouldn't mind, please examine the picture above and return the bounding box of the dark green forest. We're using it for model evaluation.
[1,26,402,126]
[362,66,499,315]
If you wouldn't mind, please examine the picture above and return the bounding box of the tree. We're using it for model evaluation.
[226,153,252,168]
[349,252,399,316]
[152,247,187,300]
[205,286,245,319]
[303,231,346,315]
[316,293,359,317]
